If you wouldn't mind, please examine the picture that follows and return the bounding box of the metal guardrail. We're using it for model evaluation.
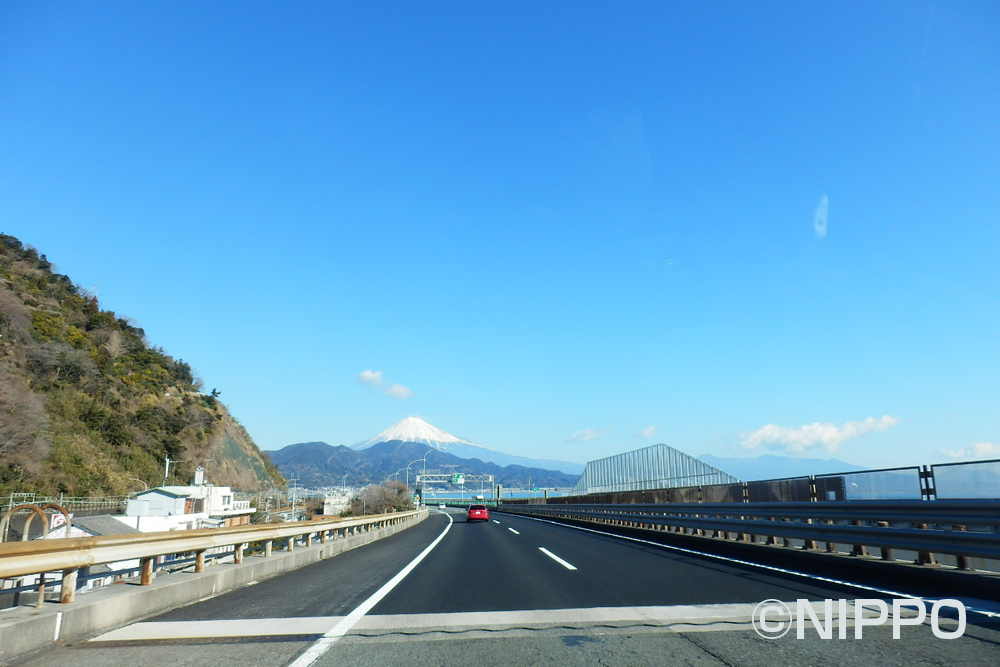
[0,510,422,605]
[500,501,1000,567]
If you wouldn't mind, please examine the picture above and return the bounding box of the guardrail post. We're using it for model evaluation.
[195,550,206,573]
[802,519,817,550]
[850,521,867,557]
[876,521,893,560]
[60,567,78,604]
[320,530,327,544]
[140,557,154,585]
[914,523,936,565]
[35,572,45,608]
[306,532,313,547]
[954,526,968,569]
[287,536,295,552]
[235,543,245,564]
[264,539,273,557]
[824,520,836,553]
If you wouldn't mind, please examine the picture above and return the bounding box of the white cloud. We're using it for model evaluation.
[357,370,412,398]
[940,442,1000,460]
[357,370,384,386]
[637,426,658,438]
[567,428,606,443]
[740,415,900,454]
[814,194,829,238]
[385,383,413,399]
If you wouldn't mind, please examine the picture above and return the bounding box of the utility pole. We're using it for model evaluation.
[162,455,173,487]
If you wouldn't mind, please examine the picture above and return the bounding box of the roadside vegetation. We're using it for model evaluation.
[341,481,414,516]
[0,233,283,495]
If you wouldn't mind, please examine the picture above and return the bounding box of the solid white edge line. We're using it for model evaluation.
[539,546,578,570]
[504,512,1000,620]
[508,527,520,535]
[286,513,454,667]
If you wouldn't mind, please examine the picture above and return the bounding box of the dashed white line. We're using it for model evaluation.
[508,527,520,535]
[507,512,1000,620]
[539,547,577,570]
[492,520,500,524]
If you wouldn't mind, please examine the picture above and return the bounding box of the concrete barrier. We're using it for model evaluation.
[0,510,426,665]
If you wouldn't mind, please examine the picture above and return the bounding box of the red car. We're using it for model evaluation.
[467,504,489,522]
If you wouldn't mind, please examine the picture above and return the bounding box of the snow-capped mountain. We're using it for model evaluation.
[353,416,484,450]
[352,416,585,474]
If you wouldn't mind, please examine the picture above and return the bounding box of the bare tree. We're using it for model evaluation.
[103,329,125,358]
[0,364,50,464]
[350,481,414,516]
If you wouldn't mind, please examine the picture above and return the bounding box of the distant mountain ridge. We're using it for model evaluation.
[267,439,580,488]
[350,416,585,474]
[698,454,867,481]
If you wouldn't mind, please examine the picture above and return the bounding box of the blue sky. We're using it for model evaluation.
[2,1,997,469]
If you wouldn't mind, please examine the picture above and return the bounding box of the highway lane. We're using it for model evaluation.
[151,510,454,621]
[15,507,1000,667]
[370,510,868,615]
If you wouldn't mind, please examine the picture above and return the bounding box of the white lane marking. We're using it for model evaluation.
[508,527,520,535]
[90,601,982,642]
[492,520,500,524]
[92,618,344,641]
[505,513,1000,620]
[287,513,454,667]
[347,601,946,633]
[539,547,577,570]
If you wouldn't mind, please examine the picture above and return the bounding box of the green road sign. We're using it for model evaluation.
[452,473,465,484]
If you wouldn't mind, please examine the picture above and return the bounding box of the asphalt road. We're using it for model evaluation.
[15,508,1000,667]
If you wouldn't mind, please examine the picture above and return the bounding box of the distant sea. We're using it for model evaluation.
[424,490,570,501]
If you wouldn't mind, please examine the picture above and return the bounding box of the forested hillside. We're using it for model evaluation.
[0,233,283,495]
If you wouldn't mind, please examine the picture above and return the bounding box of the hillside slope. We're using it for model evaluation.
[0,233,283,495]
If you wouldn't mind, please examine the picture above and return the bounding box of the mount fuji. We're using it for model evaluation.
[352,416,584,475]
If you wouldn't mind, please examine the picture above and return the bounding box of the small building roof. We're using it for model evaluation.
[136,487,191,498]
[73,515,142,537]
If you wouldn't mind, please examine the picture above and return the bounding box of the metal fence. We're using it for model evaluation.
[933,459,1000,499]
[1,494,129,516]
[815,467,923,501]
[569,444,739,495]
[515,458,999,505]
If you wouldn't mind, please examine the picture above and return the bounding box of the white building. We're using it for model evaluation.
[323,492,351,516]
[124,467,254,529]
